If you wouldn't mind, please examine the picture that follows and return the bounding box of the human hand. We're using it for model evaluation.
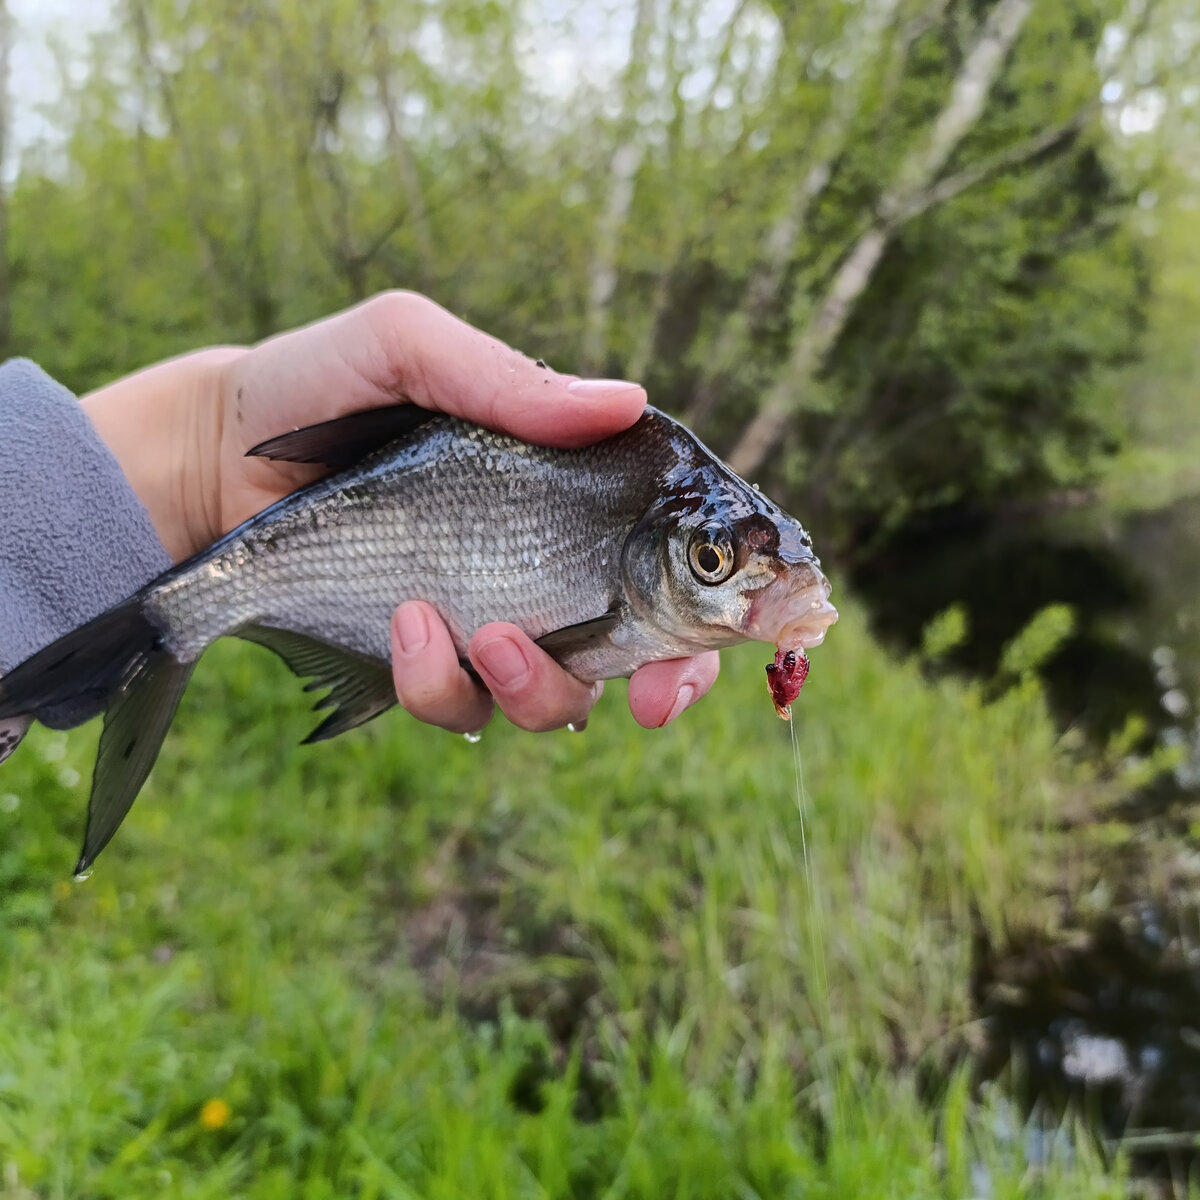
[82,291,719,733]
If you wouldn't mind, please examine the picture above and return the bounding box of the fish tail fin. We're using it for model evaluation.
[77,650,194,872]
[0,597,194,870]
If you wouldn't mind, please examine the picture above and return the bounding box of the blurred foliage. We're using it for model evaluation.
[998,602,1077,678]
[0,605,1142,1197]
[3,0,1186,533]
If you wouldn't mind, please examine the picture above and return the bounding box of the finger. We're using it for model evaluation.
[627,653,721,729]
[468,623,602,733]
[345,292,647,447]
[391,602,494,734]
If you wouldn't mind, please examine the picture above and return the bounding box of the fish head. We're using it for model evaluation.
[621,461,838,653]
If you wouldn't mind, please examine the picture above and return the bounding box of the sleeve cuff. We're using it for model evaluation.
[0,359,172,671]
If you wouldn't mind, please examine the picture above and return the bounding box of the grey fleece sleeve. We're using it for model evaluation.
[0,359,172,673]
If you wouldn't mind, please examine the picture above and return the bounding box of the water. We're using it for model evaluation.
[463,731,483,744]
[976,904,1200,1183]
[73,866,94,882]
[835,477,1200,1179]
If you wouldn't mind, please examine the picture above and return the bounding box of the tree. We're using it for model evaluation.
[0,0,12,361]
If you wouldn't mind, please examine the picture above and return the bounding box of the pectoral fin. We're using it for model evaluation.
[535,611,623,661]
[239,627,396,743]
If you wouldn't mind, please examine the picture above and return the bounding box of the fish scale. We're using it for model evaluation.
[150,418,667,664]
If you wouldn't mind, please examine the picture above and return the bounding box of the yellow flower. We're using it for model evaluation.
[199,1098,231,1131]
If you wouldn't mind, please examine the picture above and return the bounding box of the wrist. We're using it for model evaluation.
[81,349,244,562]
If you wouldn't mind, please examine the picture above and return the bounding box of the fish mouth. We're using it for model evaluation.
[779,601,838,649]
[743,575,839,650]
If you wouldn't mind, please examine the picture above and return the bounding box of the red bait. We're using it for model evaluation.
[765,648,809,720]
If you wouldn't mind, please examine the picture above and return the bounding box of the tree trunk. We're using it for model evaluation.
[0,0,13,361]
[581,0,656,372]
[728,0,1036,476]
[365,0,436,291]
[685,0,907,428]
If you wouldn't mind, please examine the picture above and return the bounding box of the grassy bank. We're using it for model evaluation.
[0,604,1127,1197]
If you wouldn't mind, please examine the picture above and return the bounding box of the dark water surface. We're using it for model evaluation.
[974,903,1200,1181]
[852,492,1200,1180]
[969,495,1200,1184]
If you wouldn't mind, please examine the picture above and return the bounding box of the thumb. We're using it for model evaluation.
[336,292,647,448]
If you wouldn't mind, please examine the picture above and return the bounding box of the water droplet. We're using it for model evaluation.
[74,867,94,883]
[463,731,483,744]
[566,720,587,733]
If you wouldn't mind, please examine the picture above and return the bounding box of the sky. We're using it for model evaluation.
[8,0,113,155]
[2,0,1171,173]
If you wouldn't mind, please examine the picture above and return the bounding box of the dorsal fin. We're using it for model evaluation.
[246,405,438,470]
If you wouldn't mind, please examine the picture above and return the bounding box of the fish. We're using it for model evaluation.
[0,404,837,871]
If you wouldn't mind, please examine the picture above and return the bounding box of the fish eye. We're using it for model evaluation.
[688,527,735,584]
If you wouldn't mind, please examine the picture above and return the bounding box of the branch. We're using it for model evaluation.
[0,0,12,357]
[627,0,777,381]
[581,0,657,372]
[885,0,1036,207]
[684,0,908,427]
[125,0,245,296]
[728,0,1037,476]
[694,0,751,143]
[364,0,436,290]
[895,101,1095,223]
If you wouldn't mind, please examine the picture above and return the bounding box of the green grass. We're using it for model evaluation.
[0,603,1135,1197]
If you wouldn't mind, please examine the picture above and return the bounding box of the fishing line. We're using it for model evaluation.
[787,710,845,1140]
[789,713,829,1022]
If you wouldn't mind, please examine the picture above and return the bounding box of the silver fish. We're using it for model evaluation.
[0,405,837,870]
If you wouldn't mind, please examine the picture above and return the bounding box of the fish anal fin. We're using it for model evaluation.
[78,652,194,873]
[246,406,437,470]
[238,627,396,743]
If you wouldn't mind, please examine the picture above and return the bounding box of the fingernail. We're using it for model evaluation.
[394,603,429,655]
[662,684,696,727]
[566,378,641,400]
[475,636,530,689]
